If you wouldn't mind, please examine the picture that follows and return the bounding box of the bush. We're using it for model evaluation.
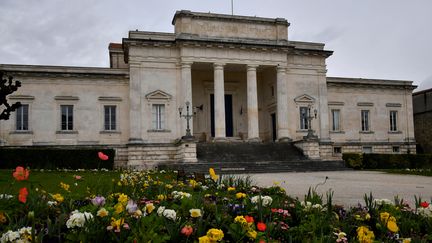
[342,153,363,169]
[343,153,432,169]
[0,147,115,169]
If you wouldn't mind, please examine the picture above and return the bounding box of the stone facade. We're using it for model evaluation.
[413,88,432,153]
[0,10,416,168]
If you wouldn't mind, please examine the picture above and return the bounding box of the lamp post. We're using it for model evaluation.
[304,104,318,140]
[178,101,196,140]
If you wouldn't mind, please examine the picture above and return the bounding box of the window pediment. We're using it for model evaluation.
[145,90,172,101]
[294,94,315,104]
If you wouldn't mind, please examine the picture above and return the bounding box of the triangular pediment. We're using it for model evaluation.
[294,94,315,103]
[145,90,172,101]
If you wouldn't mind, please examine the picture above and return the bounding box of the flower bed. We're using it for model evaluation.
[1,166,432,242]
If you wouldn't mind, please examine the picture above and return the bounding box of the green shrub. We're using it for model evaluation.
[344,153,432,169]
[0,147,115,169]
[342,153,363,169]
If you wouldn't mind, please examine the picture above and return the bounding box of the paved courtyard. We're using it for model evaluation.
[246,171,432,207]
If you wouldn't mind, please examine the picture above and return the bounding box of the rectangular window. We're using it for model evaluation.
[331,109,340,131]
[389,111,397,131]
[16,104,29,131]
[104,105,116,131]
[333,147,342,154]
[299,107,309,130]
[392,146,400,153]
[152,104,165,130]
[361,110,370,131]
[363,146,373,154]
[61,105,73,130]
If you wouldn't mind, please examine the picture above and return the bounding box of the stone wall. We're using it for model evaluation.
[294,140,320,159]
[124,142,197,170]
[414,112,432,153]
[413,88,432,153]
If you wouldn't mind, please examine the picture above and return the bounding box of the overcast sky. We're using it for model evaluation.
[1,0,431,90]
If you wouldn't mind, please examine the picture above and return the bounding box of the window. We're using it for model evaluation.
[331,109,340,131]
[361,110,370,131]
[299,107,309,130]
[61,105,73,130]
[389,111,397,131]
[104,105,116,131]
[363,146,373,154]
[392,146,400,153]
[152,104,165,130]
[16,104,29,131]
[333,147,342,154]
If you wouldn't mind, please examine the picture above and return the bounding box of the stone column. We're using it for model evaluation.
[317,70,330,141]
[129,63,143,143]
[246,65,260,142]
[213,63,226,140]
[276,66,291,141]
[181,62,193,137]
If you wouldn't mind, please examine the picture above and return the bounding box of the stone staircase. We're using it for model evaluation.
[158,142,349,174]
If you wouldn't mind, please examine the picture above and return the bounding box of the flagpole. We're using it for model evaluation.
[231,0,233,15]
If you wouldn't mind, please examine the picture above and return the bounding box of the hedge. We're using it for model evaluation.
[343,153,432,169]
[0,148,115,170]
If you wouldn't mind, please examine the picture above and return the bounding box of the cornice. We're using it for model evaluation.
[0,64,129,79]
[172,10,290,26]
[327,77,415,90]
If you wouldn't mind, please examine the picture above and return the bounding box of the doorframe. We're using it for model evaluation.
[209,93,235,138]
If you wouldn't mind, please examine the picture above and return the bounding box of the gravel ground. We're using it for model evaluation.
[244,171,432,207]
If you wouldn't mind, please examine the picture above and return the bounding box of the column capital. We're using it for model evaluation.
[276,65,287,73]
[213,63,225,69]
[246,64,259,71]
[181,62,193,68]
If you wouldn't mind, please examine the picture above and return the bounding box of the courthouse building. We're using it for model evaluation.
[0,10,416,168]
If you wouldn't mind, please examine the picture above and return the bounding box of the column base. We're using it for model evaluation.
[277,137,292,143]
[212,137,228,142]
[181,135,196,142]
[246,137,262,143]
[128,138,144,144]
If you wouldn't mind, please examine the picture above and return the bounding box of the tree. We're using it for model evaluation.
[0,71,21,120]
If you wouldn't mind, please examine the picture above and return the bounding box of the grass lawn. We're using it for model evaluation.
[379,168,432,177]
[0,169,121,198]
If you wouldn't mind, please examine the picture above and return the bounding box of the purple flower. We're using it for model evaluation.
[91,196,106,206]
[126,200,138,214]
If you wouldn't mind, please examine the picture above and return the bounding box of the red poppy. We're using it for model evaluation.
[257,222,266,232]
[420,201,430,208]
[13,166,29,181]
[18,187,28,203]
[245,215,254,223]
[98,152,109,161]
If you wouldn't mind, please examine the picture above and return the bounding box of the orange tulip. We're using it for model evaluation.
[257,222,266,232]
[13,166,29,181]
[98,152,109,161]
[18,187,28,203]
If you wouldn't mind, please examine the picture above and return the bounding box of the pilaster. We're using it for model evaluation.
[128,62,143,143]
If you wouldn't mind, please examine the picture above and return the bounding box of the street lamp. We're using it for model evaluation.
[178,101,196,140]
[304,104,318,140]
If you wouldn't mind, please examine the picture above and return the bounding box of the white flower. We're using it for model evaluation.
[47,201,58,206]
[201,185,209,190]
[162,209,177,221]
[1,230,20,243]
[417,206,432,218]
[66,210,94,228]
[374,198,393,206]
[157,206,166,216]
[251,195,273,207]
[18,227,32,235]
[0,194,13,200]
[172,191,191,199]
